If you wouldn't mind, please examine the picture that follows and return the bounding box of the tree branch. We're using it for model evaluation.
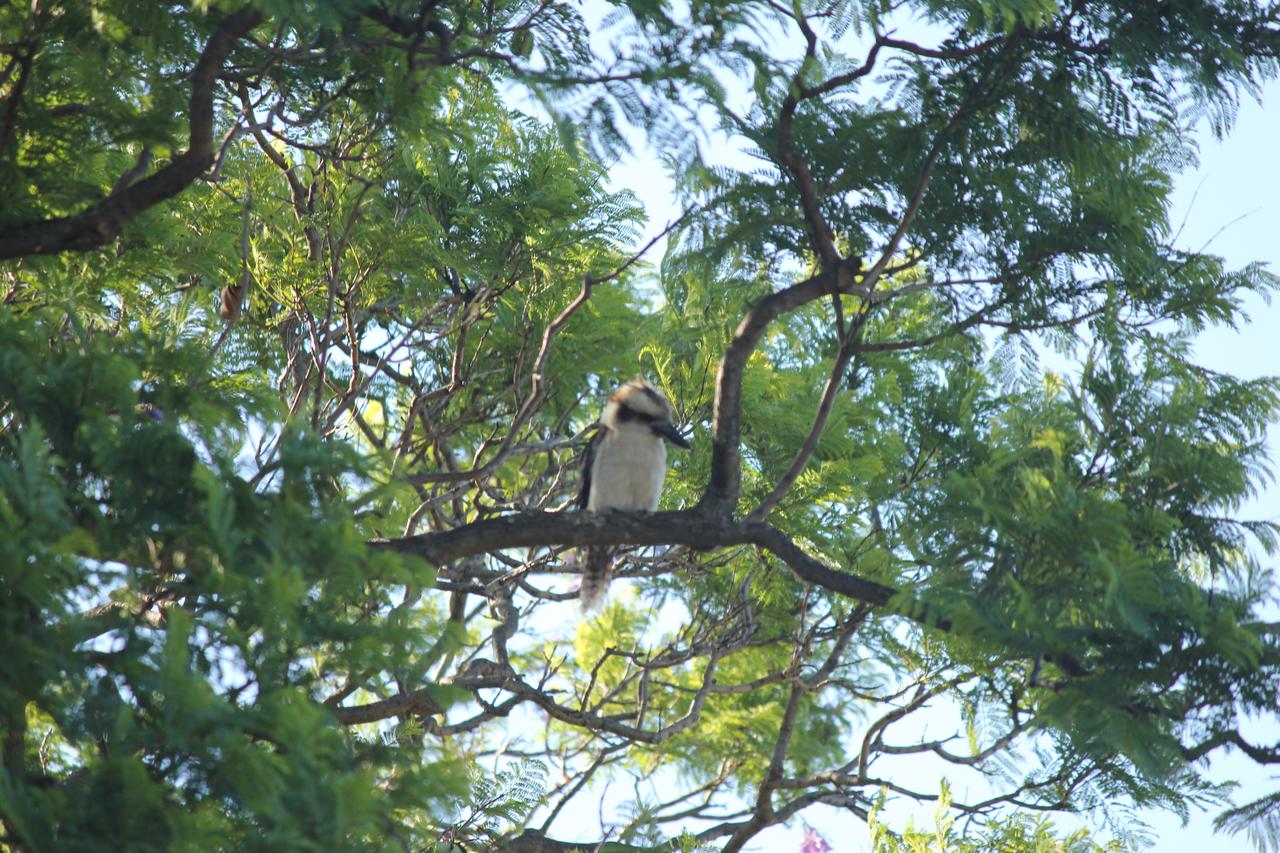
[747,334,859,521]
[398,212,691,487]
[370,509,902,611]
[698,48,1004,516]
[0,7,263,260]
[501,831,657,853]
[698,266,856,515]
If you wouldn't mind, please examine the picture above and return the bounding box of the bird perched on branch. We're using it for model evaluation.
[578,378,691,611]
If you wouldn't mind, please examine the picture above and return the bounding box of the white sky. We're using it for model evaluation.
[1137,77,1280,853]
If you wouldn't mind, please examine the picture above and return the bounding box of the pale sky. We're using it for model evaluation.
[1138,77,1280,853]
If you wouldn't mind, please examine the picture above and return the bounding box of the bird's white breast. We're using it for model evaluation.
[587,424,667,512]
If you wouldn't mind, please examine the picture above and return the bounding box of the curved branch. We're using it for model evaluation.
[332,641,721,743]
[0,7,263,260]
[333,687,443,725]
[698,266,854,515]
[1184,729,1280,764]
[502,831,656,853]
[698,56,997,516]
[370,509,901,611]
[0,41,35,160]
[747,335,858,521]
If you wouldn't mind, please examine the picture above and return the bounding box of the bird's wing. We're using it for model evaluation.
[578,425,605,510]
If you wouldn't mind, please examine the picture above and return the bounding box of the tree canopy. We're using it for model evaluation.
[2,1,1280,850]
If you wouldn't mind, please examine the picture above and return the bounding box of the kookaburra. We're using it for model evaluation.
[578,378,690,611]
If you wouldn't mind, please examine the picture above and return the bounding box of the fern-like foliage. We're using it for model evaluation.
[1215,788,1280,853]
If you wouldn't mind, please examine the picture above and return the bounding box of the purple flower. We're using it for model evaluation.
[800,827,832,853]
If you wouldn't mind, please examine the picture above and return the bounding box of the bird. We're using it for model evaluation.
[577,378,690,611]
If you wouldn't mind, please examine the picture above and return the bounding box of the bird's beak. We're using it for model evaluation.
[653,422,692,450]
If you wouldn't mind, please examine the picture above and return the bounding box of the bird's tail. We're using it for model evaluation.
[580,546,613,613]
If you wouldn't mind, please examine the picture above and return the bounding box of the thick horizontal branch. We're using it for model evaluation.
[1184,729,1280,764]
[331,687,442,725]
[502,831,657,853]
[331,658,512,725]
[0,7,263,260]
[370,510,899,610]
[369,511,1098,681]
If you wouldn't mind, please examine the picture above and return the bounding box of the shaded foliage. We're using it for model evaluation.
[2,1,1280,851]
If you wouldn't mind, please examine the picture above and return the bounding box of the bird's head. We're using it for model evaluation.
[601,378,691,449]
